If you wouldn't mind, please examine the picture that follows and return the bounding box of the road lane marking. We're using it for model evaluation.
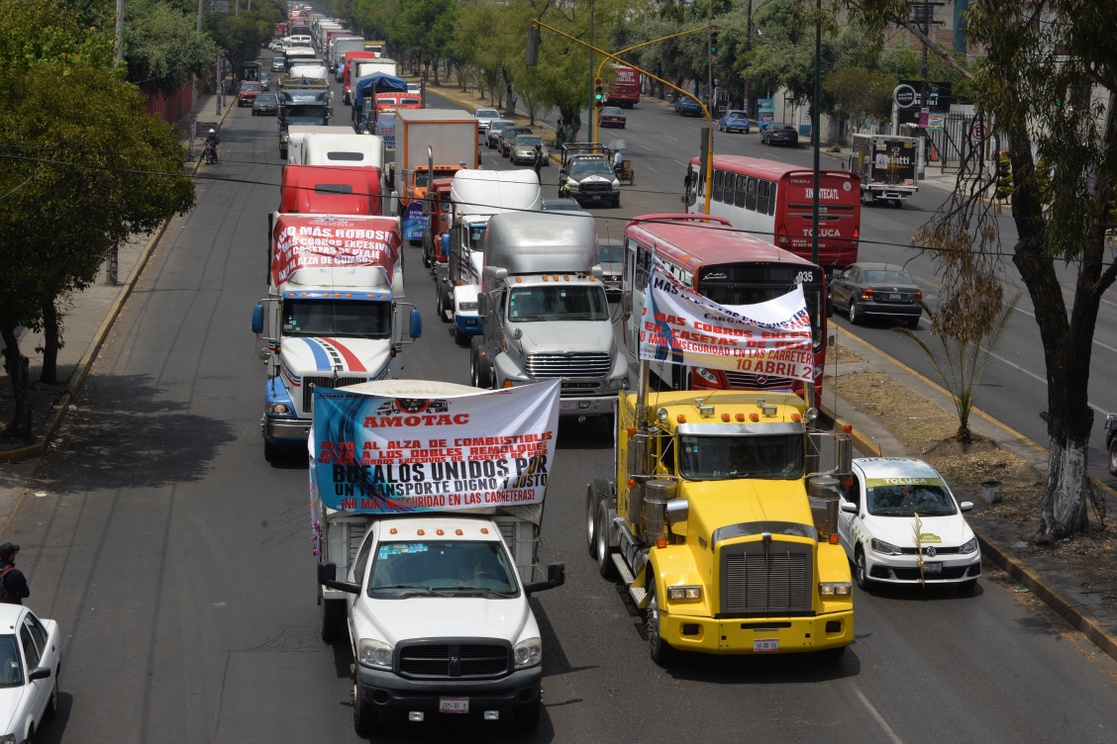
[854,686,904,744]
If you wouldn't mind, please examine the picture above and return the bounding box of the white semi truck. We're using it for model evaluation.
[312,379,566,734]
[250,213,421,461]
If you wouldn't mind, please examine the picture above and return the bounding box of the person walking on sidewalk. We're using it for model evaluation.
[0,544,29,605]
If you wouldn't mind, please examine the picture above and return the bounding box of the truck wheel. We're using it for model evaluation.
[1108,438,1117,476]
[320,598,345,644]
[646,581,678,666]
[454,327,468,347]
[435,288,447,323]
[353,676,377,736]
[513,697,542,732]
[594,501,616,580]
[586,480,611,558]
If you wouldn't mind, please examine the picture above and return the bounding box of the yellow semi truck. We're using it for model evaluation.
[587,387,854,664]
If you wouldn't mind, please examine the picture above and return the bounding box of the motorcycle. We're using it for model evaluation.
[201,134,220,164]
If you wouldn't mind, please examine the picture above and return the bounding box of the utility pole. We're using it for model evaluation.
[920,0,930,179]
[588,0,595,143]
[811,0,820,266]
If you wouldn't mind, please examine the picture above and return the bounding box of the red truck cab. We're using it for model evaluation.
[280,164,385,216]
[421,177,454,268]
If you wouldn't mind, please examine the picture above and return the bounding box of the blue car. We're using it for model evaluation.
[673,96,702,117]
[718,109,750,133]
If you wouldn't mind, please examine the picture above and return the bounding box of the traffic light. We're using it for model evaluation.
[709,26,719,54]
[594,77,604,107]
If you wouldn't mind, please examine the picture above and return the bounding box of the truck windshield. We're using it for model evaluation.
[507,285,609,322]
[282,299,391,338]
[467,224,486,252]
[368,540,518,597]
[415,168,462,189]
[677,433,804,480]
[285,105,329,122]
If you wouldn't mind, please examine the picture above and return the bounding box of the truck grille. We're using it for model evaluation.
[303,375,367,412]
[526,352,611,380]
[580,181,612,194]
[722,371,795,390]
[397,641,511,679]
[720,541,813,616]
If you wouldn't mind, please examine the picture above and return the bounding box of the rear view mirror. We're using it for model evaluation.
[478,293,490,319]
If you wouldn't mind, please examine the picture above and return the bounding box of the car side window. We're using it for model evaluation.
[844,474,862,509]
[19,624,40,670]
[353,530,376,588]
[25,613,48,652]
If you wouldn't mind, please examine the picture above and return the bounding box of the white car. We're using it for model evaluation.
[0,605,61,742]
[474,107,501,133]
[837,457,981,592]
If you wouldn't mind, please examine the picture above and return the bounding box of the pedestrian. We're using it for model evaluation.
[613,148,624,177]
[0,543,29,605]
[533,144,543,181]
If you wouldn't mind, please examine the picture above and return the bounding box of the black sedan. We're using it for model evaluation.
[828,262,923,328]
[760,122,799,146]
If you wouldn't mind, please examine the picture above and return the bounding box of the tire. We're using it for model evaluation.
[320,598,346,644]
[586,480,611,557]
[454,327,468,346]
[612,196,621,209]
[264,439,280,463]
[854,548,872,591]
[470,336,492,389]
[594,502,616,579]
[513,697,542,732]
[1108,438,1117,476]
[848,302,861,325]
[45,673,59,720]
[906,316,920,329]
[646,581,678,666]
[815,646,846,664]
[958,578,978,595]
[435,288,446,323]
[353,676,377,737]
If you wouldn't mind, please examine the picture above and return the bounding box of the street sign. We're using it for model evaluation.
[919,107,929,128]
[894,84,917,108]
[970,119,990,142]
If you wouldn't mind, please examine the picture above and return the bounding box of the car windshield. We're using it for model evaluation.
[0,635,21,686]
[256,94,277,103]
[599,241,623,263]
[515,136,543,147]
[867,484,957,517]
[368,540,518,597]
[570,158,612,176]
[477,109,499,119]
[508,285,609,322]
[727,111,746,119]
[677,433,804,480]
[603,108,622,115]
[282,299,391,338]
[241,83,262,91]
[863,270,913,284]
[490,121,511,132]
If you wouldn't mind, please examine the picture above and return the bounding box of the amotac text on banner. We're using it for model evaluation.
[637,257,815,382]
[309,380,561,517]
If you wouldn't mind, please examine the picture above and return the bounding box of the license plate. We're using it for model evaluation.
[560,401,576,412]
[888,293,902,301]
[754,638,779,653]
[439,697,469,714]
[923,562,943,575]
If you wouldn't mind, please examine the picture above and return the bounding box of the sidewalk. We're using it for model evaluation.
[2,82,1112,662]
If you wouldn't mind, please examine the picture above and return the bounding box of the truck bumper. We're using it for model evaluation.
[356,664,542,714]
[454,313,482,336]
[660,608,853,655]
[263,415,310,446]
[869,187,917,201]
[557,395,617,418]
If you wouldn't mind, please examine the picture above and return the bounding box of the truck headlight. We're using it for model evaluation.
[695,368,719,383]
[458,301,478,311]
[667,585,702,601]
[265,402,292,415]
[870,538,902,556]
[607,377,629,392]
[818,582,852,596]
[513,637,542,669]
[357,638,394,669]
[960,537,978,554]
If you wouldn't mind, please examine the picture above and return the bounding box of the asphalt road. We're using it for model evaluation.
[18,66,1117,743]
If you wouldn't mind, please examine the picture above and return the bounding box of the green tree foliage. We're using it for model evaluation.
[124,0,221,96]
[0,0,195,439]
[824,65,893,132]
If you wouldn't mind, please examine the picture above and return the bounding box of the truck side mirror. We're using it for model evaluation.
[251,304,264,334]
[523,562,566,595]
[318,562,336,584]
[478,293,489,319]
[409,307,422,339]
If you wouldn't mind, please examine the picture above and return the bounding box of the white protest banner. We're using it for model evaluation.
[271,214,400,287]
[310,380,560,514]
[637,258,814,382]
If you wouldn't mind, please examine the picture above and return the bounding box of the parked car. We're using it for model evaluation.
[598,238,623,297]
[486,119,515,148]
[1106,414,1117,475]
[499,125,533,158]
[828,262,923,328]
[475,107,501,133]
[253,92,279,116]
[0,604,62,744]
[236,81,263,107]
[598,106,627,129]
[838,457,981,592]
[510,135,548,166]
[673,96,702,117]
[259,72,270,91]
[271,56,286,73]
[760,122,799,146]
[718,109,750,133]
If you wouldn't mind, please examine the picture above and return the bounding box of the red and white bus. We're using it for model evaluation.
[623,214,828,396]
[607,65,640,108]
[684,154,861,271]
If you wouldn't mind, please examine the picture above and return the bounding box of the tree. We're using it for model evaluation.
[0,0,196,440]
[124,0,221,97]
[824,66,894,134]
[851,0,1117,543]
